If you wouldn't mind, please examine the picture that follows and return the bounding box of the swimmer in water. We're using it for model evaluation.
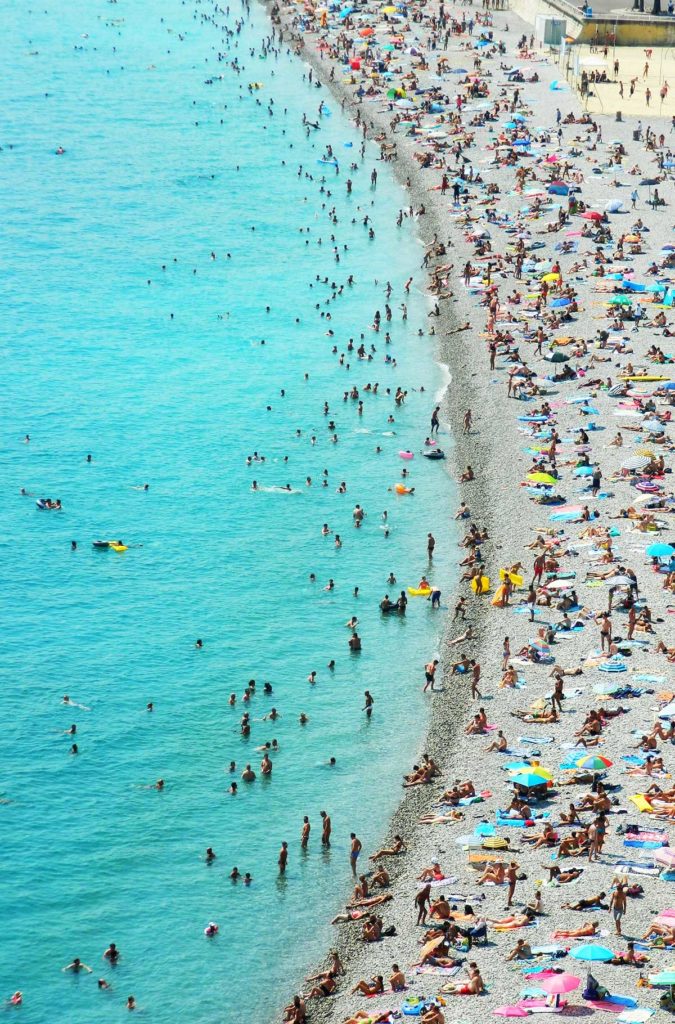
[126,995,137,1011]
[63,958,93,974]
[62,695,91,711]
[103,943,120,965]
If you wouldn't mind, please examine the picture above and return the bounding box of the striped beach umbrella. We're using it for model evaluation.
[576,755,612,771]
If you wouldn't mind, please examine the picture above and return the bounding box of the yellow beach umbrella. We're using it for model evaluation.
[508,764,553,780]
[382,5,397,11]
[541,272,560,282]
[527,472,558,485]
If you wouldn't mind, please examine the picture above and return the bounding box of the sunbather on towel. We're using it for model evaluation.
[552,920,599,939]
[561,892,608,911]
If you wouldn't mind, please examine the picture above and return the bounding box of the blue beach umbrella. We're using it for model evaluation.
[574,466,594,476]
[571,944,614,962]
[646,542,674,558]
[511,772,549,788]
[550,297,571,307]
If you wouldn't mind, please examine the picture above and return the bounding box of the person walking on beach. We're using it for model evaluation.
[423,659,439,693]
[463,408,473,434]
[609,882,627,934]
[350,833,362,874]
[415,883,432,925]
[320,810,331,847]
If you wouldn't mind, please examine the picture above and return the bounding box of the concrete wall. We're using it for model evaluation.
[509,0,675,46]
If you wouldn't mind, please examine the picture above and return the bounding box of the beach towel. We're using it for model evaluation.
[520,736,554,744]
[614,861,661,876]
[414,964,461,977]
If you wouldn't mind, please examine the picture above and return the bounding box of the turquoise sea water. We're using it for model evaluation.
[1,1,455,1020]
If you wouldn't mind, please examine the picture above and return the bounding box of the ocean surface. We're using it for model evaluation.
[0,0,455,1020]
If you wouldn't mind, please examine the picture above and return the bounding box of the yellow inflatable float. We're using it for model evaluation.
[407,587,431,597]
[470,576,490,594]
[394,483,414,494]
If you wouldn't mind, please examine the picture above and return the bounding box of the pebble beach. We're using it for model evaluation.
[270,2,675,1022]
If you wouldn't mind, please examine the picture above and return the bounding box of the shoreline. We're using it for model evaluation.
[266,2,675,1023]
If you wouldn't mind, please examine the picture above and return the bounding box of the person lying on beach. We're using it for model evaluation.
[351,976,384,997]
[419,810,464,825]
[552,921,599,939]
[562,892,608,911]
[557,832,589,858]
[487,912,534,929]
[369,836,406,860]
[343,1013,392,1024]
[447,628,474,646]
[348,894,393,911]
[511,707,559,724]
[641,922,675,943]
[545,865,584,884]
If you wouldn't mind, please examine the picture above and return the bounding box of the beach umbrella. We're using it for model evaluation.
[541,272,560,282]
[451,67,468,73]
[649,972,675,985]
[571,944,614,962]
[642,419,662,431]
[549,80,568,90]
[359,26,374,35]
[540,974,580,994]
[640,178,659,186]
[576,755,612,771]
[511,772,550,788]
[607,296,633,305]
[581,210,602,221]
[419,934,447,960]
[605,200,624,213]
[508,763,552,779]
[574,466,594,476]
[622,455,650,471]
[604,575,633,587]
[550,297,571,307]
[527,472,558,484]
[543,579,574,590]
[646,542,674,558]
